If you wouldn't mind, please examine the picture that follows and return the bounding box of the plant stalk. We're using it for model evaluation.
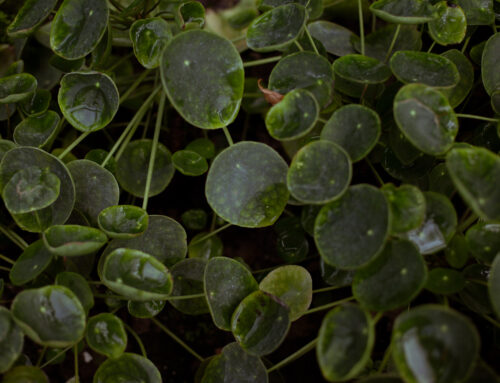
[358,0,365,55]
[267,338,318,373]
[385,24,401,62]
[58,131,91,160]
[123,322,148,357]
[302,296,354,316]
[456,113,500,123]
[222,126,234,146]
[189,223,232,246]
[243,56,282,67]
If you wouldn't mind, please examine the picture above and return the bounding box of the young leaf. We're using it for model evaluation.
[86,313,127,359]
[98,205,149,239]
[43,225,107,256]
[130,18,172,69]
[428,2,467,46]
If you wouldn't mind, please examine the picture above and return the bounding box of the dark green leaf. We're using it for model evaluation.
[0,74,37,104]
[93,353,161,383]
[98,205,148,239]
[172,150,208,176]
[86,313,127,358]
[482,32,500,95]
[425,267,465,295]
[7,0,57,37]
[465,223,500,265]
[369,0,437,24]
[455,0,494,25]
[489,254,500,318]
[10,240,53,286]
[19,89,52,116]
[55,271,94,314]
[308,21,356,56]
[382,183,426,234]
[170,258,209,315]
[0,307,24,374]
[130,18,172,69]
[440,49,474,107]
[333,54,391,84]
[13,111,59,148]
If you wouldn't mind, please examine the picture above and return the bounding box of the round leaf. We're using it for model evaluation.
[205,142,289,228]
[93,353,161,383]
[317,304,374,381]
[456,0,494,25]
[231,290,290,356]
[11,285,86,348]
[19,89,52,116]
[86,313,127,359]
[7,0,57,37]
[428,2,467,45]
[9,239,53,286]
[0,307,24,374]
[369,0,437,24]
[287,140,352,204]
[181,209,207,230]
[333,54,391,84]
[321,104,381,162]
[308,21,357,57]
[465,223,500,265]
[170,258,209,315]
[0,74,37,104]
[425,267,465,295]
[58,71,119,132]
[393,83,458,155]
[353,239,427,311]
[489,254,500,318]
[43,224,107,256]
[382,183,426,234]
[314,184,389,270]
[392,305,480,383]
[482,32,500,96]
[172,150,208,176]
[55,271,94,314]
[440,49,474,107]
[116,139,174,198]
[102,248,173,301]
[188,232,223,260]
[204,256,259,330]
[160,30,244,129]
[2,366,48,383]
[186,138,215,159]
[98,205,148,239]
[50,0,109,59]
[130,18,172,69]
[13,111,60,148]
[128,300,165,319]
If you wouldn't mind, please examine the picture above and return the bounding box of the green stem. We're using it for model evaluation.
[317,117,328,124]
[365,158,384,186]
[101,87,160,167]
[243,56,282,67]
[123,323,148,357]
[373,312,383,324]
[385,24,401,62]
[377,342,393,373]
[294,40,304,51]
[456,113,500,123]
[231,35,246,43]
[108,52,134,72]
[142,92,166,210]
[267,338,318,373]
[461,35,471,53]
[74,345,79,383]
[36,346,47,367]
[458,213,478,232]
[358,0,365,55]
[304,27,319,55]
[323,0,346,8]
[481,314,500,328]
[39,346,72,368]
[427,41,436,53]
[189,223,232,246]
[222,126,234,146]
[302,296,354,316]
[0,225,28,249]
[58,131,91,160]
[167,293,205,300]
[467,278,488,286]
[0,265,10,272]
[151,318,204,361]
[120,69,152,104]
[0,253,15,265]
[142,71,160,139]
[312,285,346,294]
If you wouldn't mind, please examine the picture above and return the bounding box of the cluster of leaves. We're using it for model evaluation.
[0,0,499,381]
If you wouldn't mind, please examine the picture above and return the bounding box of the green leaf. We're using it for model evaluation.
[13,111,60,148]
[2,366,49,383]
[246,4,306,52]
[265,89,319,141]
[102,215,187,267]
[58,71,119,132]
[98,205,148,239]
[93,353,161,383]
[102,248,173,301]
[7,0,57,37]
[11,285,86,348]
[317,304,374,381]
[205,142,289,228]
[204,256,259,330]
[86,313,127,359]
[186,138,215,159]
[321,104,381,162]
[489,254,500,318]
[274,216,309,263]
[181,209,207,230]
[55,271,94,314]
[390,51,459,88]
[440,49,474,108]
[382,183,426,234]
[428,2,467,45]
[201,342,268,383]
[19,89,52,116]
[258,0,322,18]
[287,140,352,204]
[188,232,223,260]
[369,0,437,24]
[405,192,457,254]
[393,83,458,155]
[9,240,53,286]
[459,264,492,315]
[353,239,427,311]
[333,54,392,84]
[130,18,172,69]
[67,159,119,226]
[465,223,500,265]
[49,55,85,72]
[259,265,312,321]
[0,74,37,104]
[315,184,389,269]
[425,267,465,295]
[446,147,500,221]
[160,30,244,129]
[43,224,107,256]
[2,166,60,215]
[481,32,500,95]
[269,52,334,107]
[320,258,354,287]
[170,258,209,315]
[231,290,290,356]
[172,150,208,176]
[444,234,469,268]
[50,0,109,59]
[128,300,165,318]
[176,1,205,29]
[392,305,480,383]
[116,139,174,198]
[308,21,357,57]
[0,307,24,374]
[455,0,494,25]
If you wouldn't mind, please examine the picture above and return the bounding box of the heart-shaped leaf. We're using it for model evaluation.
[86,313,127,359]
[13,111,60,148]
[98,205,148,239]
[130,18,172,69]
[44,225,107,256]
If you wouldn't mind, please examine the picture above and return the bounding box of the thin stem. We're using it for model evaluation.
[312,285,346,294]
[108,52,134,72]
[0,266,10,272]
[167,293,205,300]
[101,87,160,167]
[323,0,346,8]
[267,338,318,373]
[231,35,246,43]
[373,312,383,324]
[39,346,72,368]
[222,126,234,146]
[358,0,365,55]
[142,71,160,139]
[456,113,500,123]
[384,24,401,62]
[189,223,232,246]
[302,296,354,316]
[458,213,478,232]
[427,41,436,53]
[304,27,319,55]
[58,131,91,160]
[123,323,148,357]
[120,69,152,104]
[461,35,471,53]
[0,254,15,265]
[143,92,166,210]
[36,346,47,367]
[481,314,500,328]
[467,278,488,286]
[243,56,282,67]
[74,345,79,383]
[365,158,384,186]
[294,40,304,51]
[318,117,328,124]
[151,318,204,362]
[377,343,393,373]
[0,226,28,249]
